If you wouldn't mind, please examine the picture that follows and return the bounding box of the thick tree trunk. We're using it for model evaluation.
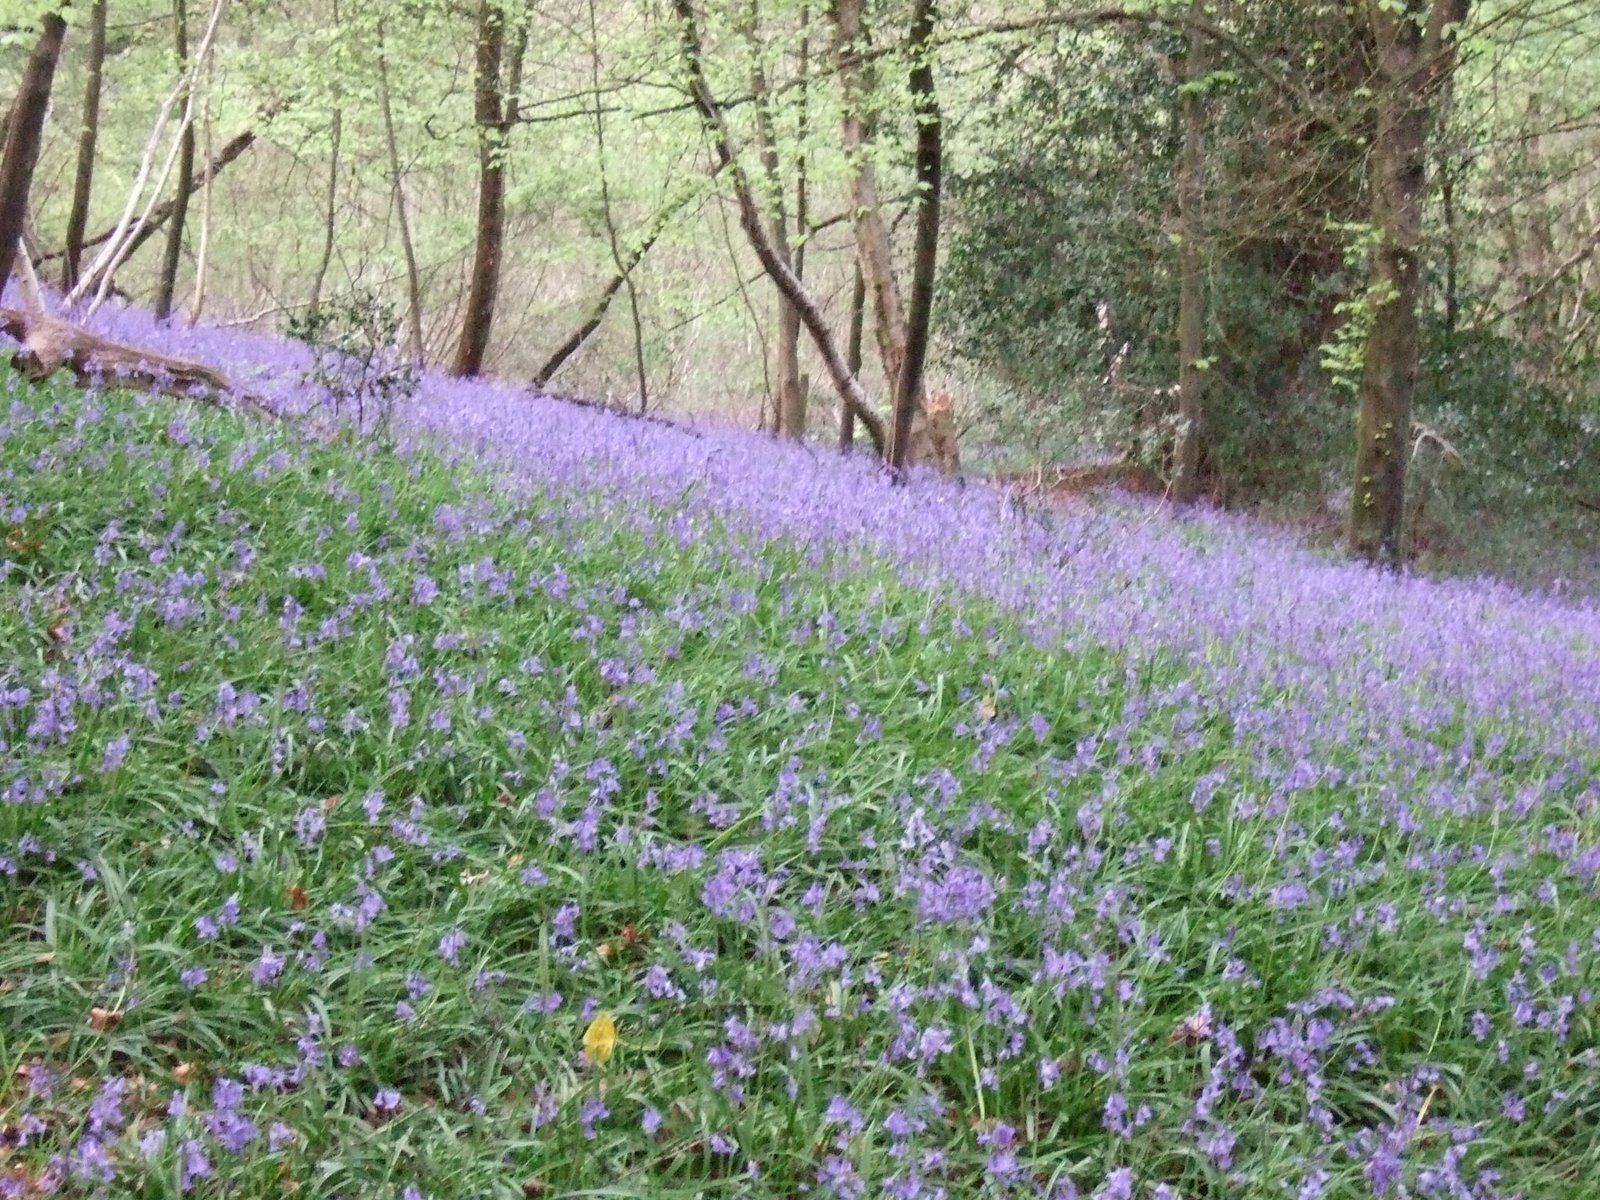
[1173,10,1208,503]
[451,0,510,377]
[62,0,107,292]
[1347,0,1468,566]
[887,0,941,471]
[1350,94,1425,565]
[673,0,887,455]
[0,13,68,298]
[155,0,196,321]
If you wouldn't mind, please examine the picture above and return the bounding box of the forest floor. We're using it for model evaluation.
[3,355,1600,1197]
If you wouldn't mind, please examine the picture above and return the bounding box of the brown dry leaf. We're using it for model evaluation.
[88,1007,123,1033]
[5,527,42,555]
[173,1063,197,1086]
[287,884,309,911]
[322,794,341,812]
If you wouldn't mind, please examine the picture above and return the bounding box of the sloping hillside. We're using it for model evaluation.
[2,354,1599,1197]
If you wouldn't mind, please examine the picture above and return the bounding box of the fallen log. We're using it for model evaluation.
[0,305,275,417]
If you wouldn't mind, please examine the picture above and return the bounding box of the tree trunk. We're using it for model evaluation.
[451,0,510,377]
[0,13,68,298]
[377,23,425,361]
[887,0,941,471]
[44,126,260,272]
[62,0,107,293]
[839,254,866,452]
[673,0,887,455]
[780,7,812,438]
[155,0,196,321]
[533,165,723,389]
[745,2,804,438]
[1173,9,1208,504]
[833,0,909,389]
[308,107,342,315]
[587,0,648,413]
[1347,0,1468,566]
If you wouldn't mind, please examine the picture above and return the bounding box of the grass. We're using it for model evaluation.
[2,377,1599,1199]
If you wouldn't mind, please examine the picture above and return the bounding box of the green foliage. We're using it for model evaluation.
[941,24,1359,501]
[285,288,418,438]
[1318,221,1394,398]
[942,35,1178,457]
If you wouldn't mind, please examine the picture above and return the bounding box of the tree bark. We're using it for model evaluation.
[155,0,196,321]
[62,0,107,293]
[673,0,887,455]
[1173,8,1208,504]
[0,13,68,298]
[452,0,508,377]
[1347,0,1469,566]
[887,0,941,471]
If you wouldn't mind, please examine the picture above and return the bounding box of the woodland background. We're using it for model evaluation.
[2,0,1599,585]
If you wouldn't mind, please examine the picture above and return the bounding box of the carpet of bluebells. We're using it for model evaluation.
[2,302,1600,1199]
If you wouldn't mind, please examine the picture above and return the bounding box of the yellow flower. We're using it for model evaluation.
[583,1011,618,1066]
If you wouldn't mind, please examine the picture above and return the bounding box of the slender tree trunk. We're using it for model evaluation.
[1173,9,1208,503]
[308,109,342,315]
[156,0,196,321]
[834,0,908,388]
[62,0,107,292]
[0,13,68,298]
[588,0,648,412]
[785,2,812,437]
[377,20,425,362]
[55,128,254,271]
[673,0,887,454]
[1347,0,1468,566]
[887,0,941,471]
[533,165,723,388]
[72,0,228,316]
[745,1,804,438]
[840,258,865,450]
[451,0,510,377]
[185,68,216,324]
